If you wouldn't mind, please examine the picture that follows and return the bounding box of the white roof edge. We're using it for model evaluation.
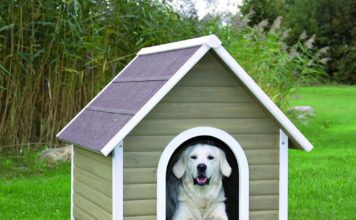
[100,44,211,156]
[137,35,221,56]
[213,46,313,152]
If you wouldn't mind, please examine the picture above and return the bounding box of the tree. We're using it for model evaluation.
[240,0,356,84]
[240,0,287,25]
[287,0,356,83]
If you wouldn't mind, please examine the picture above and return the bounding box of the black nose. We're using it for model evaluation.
[197,163,207,172]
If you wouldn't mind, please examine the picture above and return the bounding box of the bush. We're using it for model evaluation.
[201,15,327,109]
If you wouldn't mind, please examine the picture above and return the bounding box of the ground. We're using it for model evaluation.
[0,152,70,219]
[288,86,356,219]
[0,86,355,219]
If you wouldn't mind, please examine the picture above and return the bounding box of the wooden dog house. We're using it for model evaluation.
[57,35,313,220]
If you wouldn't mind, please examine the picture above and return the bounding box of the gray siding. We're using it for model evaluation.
[73,147,112,220]
[123,51,280,219]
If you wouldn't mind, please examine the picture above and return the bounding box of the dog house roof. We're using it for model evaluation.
[57,35,313,156]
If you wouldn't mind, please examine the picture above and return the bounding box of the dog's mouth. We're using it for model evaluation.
[193,175,210,186]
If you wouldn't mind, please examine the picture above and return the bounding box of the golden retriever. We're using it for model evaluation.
[172,144,232,220]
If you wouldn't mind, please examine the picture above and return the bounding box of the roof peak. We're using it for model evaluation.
[137,35,221,56]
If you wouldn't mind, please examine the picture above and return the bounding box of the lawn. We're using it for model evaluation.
[0,86,355,219]
[289,86,356,219]
[0,151,70,220]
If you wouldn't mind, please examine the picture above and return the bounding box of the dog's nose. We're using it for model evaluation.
[197,163,207,172]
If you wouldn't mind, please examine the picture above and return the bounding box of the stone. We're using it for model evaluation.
[288,106,315,122]
[39,145,71,163]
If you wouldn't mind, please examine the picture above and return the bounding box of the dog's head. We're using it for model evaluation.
[173,144,232,186]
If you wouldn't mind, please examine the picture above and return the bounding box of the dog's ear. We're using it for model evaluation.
[173,152,186,179]
[219,149,232,177]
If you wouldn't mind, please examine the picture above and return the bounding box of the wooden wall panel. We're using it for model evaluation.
[122,51,280,218]
[73,147,112,219]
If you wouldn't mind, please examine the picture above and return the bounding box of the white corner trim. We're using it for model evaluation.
[279,130,288,220]
[56,56,139,138]
[70,145,74,220]
[112,141,123,220]
[100,44,211,156]
[213,46,313,152]
[137,35,221,55]
[157,127,249,220]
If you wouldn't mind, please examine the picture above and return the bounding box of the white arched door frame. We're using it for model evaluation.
[157,127,249,220]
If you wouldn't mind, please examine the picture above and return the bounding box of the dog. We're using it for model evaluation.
[172,144,232,220]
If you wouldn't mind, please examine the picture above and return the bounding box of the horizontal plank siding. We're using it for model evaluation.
[75,147,111,166]
[73,147,112,219]
[74,180,112,213]
[178,53,240,87]
[123,165,278,185]
[74,166,112,197]
[73,205,96,220]
[234,134,279,150]
[124,184,156,200]
[74,152,112,181]
[123,150,278,169]
[148,103,266,119]
[74,193,112,220]
[122,180,278,201]
[124,200,156,216]
[250,180,279,196]
[163,86,254,103]
[124,134,278,152]
[124,216,156,220]
[123,168,157,184]
[250,195,279,211]
[131,119,278,136]
[250,165,279,180]
[250,210,279,220]
[122,52,280,217]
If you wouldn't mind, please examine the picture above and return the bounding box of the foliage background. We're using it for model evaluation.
[241,0,356,84]
[0,0,325,149]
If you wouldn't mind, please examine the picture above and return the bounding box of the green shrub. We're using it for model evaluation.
[201,16,327,109]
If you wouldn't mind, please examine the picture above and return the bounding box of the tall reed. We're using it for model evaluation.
[0,0,198,149]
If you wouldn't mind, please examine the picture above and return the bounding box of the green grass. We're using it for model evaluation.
[0,150,70,220]
[289,86,356,219]
[0,86,355,219]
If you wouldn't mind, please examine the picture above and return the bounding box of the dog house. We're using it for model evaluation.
[57,35,313,220]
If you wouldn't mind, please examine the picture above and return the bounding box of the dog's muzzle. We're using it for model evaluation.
[193,176,210,186]
[194,163,210,186]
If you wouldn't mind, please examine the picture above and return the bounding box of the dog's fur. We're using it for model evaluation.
[172,144,232,220]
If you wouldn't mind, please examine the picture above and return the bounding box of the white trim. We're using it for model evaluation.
[100,45,211,156]
[137,35,221,55]
[112,141,123,220]
[213,46,313,152]
[56,56,139,138]
[157,127,249,220]
[70,145,74,220]
[279,130,288,220]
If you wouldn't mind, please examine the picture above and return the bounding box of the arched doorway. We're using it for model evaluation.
[157,127,249,220]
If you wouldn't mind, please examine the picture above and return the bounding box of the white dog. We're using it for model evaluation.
[172,144,232,220]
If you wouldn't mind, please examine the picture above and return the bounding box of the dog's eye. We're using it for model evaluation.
[190,155,197,160]
[208,155,214,160]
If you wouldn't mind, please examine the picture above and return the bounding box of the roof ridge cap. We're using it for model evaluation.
[137,35,221,56]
